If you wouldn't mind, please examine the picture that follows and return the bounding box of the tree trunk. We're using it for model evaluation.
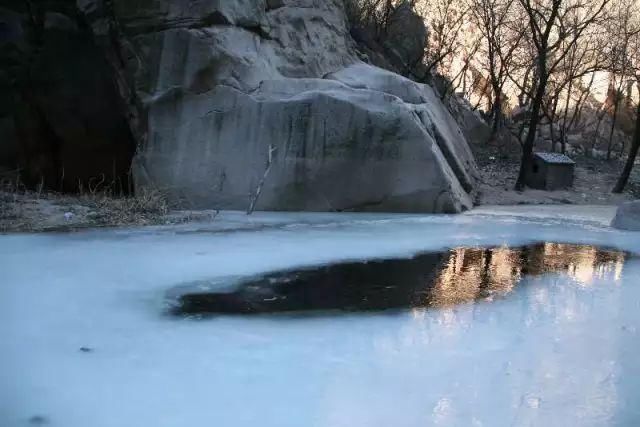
[488,96,502,143]
[547,98,558,152]
[462,68,467,94]
[518,66,533,107]
[548,118,556,151]
[561,79,574,154]
[592,110,605,156]
[607,99,620,160]
[516,78,547,191]
[517,120,527,145]
[569,73,596,131]
[613,102,640,193]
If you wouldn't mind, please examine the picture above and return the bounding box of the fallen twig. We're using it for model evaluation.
[247,145,277,215]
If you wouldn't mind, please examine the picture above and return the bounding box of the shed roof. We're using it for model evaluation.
[534,152,575,165]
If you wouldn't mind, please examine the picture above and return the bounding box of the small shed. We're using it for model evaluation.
[525,152,575,190]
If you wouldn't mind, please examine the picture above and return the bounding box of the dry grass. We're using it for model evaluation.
[81,188,169,226]
[0,175,174,232]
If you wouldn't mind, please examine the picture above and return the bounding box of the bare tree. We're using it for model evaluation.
[563,67,598,147]
[514,0,611,191]
[613,1,640,193]
[605,79,626,160]
[553,31,608,153]
[439,39,481,100]
[604,0,639,160]
[419,0,469,77]
[468,0,524,142]
[531,32,608,153]
[613,86,640,193]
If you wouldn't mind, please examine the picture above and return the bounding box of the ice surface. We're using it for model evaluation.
[1,208,640,427]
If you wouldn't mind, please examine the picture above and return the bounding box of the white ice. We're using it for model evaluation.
[1,207,640,427]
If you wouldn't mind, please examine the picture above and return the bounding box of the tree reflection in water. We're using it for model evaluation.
[169,243,627,315]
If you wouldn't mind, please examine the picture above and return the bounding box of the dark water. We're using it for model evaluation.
[168,243,627,316]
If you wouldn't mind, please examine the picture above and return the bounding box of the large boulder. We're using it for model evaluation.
[611,201,640,231]
[79,0,478,212]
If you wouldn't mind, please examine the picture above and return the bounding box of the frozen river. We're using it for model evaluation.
[1,207,640,426]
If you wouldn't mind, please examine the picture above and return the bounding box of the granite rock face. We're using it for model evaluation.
[611,201,640,231]
[90,0,479,212]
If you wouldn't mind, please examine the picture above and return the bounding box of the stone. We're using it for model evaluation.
[448,94,491,146]
[109,0,478,213]
[611,201,640,231]
[327,64,479,193]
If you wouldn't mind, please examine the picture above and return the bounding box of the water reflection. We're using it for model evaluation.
[430,243,625,307]
[168,243,627,315]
